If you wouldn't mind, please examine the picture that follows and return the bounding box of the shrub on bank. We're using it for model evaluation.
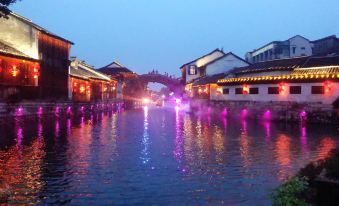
[272,176,310,206]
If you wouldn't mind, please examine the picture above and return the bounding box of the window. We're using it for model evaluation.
[223,88,229,95]
[290,86,301,94]
[311,86,324,94]
[301,47,306,50]
[249,87,259,94]
[268,87,279,94]
[292,47,296,54]
[235,88,243,94]
[188,65,197,75]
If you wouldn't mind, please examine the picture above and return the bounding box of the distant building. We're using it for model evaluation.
[0,12,73,101]
[180,49,249,84]
[245,35,312,64]
[312,35,339,56]
[98,61,137,99]
[69,58,116,102]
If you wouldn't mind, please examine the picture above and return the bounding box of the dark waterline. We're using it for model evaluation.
[0,107,338,205]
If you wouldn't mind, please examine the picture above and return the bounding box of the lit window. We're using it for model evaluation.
[188,65,197,75]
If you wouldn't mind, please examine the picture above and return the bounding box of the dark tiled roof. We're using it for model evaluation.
[233,56,309,74]
[97,61,134,75]
[193,73,227,86]
[180,49,225,68]
[302,55,339,68]
[70,65,110,81]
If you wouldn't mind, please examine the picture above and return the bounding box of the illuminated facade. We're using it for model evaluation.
[211,55,339,105]
[0,41,40,100]
[0,12,73,101]
[69,58,117,102]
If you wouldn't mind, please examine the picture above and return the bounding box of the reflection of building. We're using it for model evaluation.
[312,35,339,56]
[0,12,73,101]
[0,41,40,100]
[98,61,137,99]
[69,58,116,102]
[245,35,312,64]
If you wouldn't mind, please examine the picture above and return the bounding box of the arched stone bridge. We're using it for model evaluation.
[125,73,184,93]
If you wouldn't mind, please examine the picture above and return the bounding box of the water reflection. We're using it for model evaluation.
[141,106,150,164]
[0,108,337,205]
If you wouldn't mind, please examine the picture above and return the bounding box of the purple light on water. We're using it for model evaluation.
[263,110,271,120]
[15,107,24,116]
[55,106,60,115]
[241,109,248,119]
[37,106,43,115]
[300,110,307,120]
[221,108,228,116]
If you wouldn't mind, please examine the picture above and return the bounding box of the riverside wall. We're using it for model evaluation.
[189,99,338,124]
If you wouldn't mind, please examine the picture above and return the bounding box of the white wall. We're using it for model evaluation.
[211,82,339,104]
[0,15,39,59]
[289,36,312,57]
[206,54,249,76]
[185,50,224,83]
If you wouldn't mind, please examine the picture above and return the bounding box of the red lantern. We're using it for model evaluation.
[324,81,332,94]
[12,65,18,77]
[279,83,287,95]
[243,84,249,94]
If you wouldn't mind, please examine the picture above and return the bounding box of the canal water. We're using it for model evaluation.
[0,107,338,205]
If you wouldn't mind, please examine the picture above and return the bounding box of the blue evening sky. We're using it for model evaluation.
[11,0,339,77]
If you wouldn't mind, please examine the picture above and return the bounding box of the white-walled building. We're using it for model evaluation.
[180,49,249,84]
[245,35,313,64]
[207,55,339,105]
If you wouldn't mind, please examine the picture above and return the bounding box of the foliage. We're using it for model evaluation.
[0,0,20,18]
[325,149,339,179]
[272,176,310,206]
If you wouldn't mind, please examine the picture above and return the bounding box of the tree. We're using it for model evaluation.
[0,0,21,18]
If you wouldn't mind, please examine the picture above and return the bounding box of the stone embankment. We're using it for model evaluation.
[189,99,337,124]
[0,100,124,118]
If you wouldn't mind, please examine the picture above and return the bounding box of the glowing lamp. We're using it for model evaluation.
[242,85,249,94]
[143,98,150,104]
[279,83,287,95]
[216,87,223,94]
[198,88,203,94]
[80,86,85,93]
[175,98,182,105]
[103,87,108,92]
[324,81,332,94]
[12,65,18,77]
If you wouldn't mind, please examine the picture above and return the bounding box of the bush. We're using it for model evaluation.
[298,160,326,184]
[272,176,310,206]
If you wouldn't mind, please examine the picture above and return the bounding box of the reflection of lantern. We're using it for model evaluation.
[324,81,332,94]
[12,65,18,77]
[242,84,249,94]
[279,83,287,95]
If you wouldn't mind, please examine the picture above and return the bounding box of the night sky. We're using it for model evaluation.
[11,0,339,76]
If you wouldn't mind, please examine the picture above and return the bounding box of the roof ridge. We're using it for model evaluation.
[180,48,224,68]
